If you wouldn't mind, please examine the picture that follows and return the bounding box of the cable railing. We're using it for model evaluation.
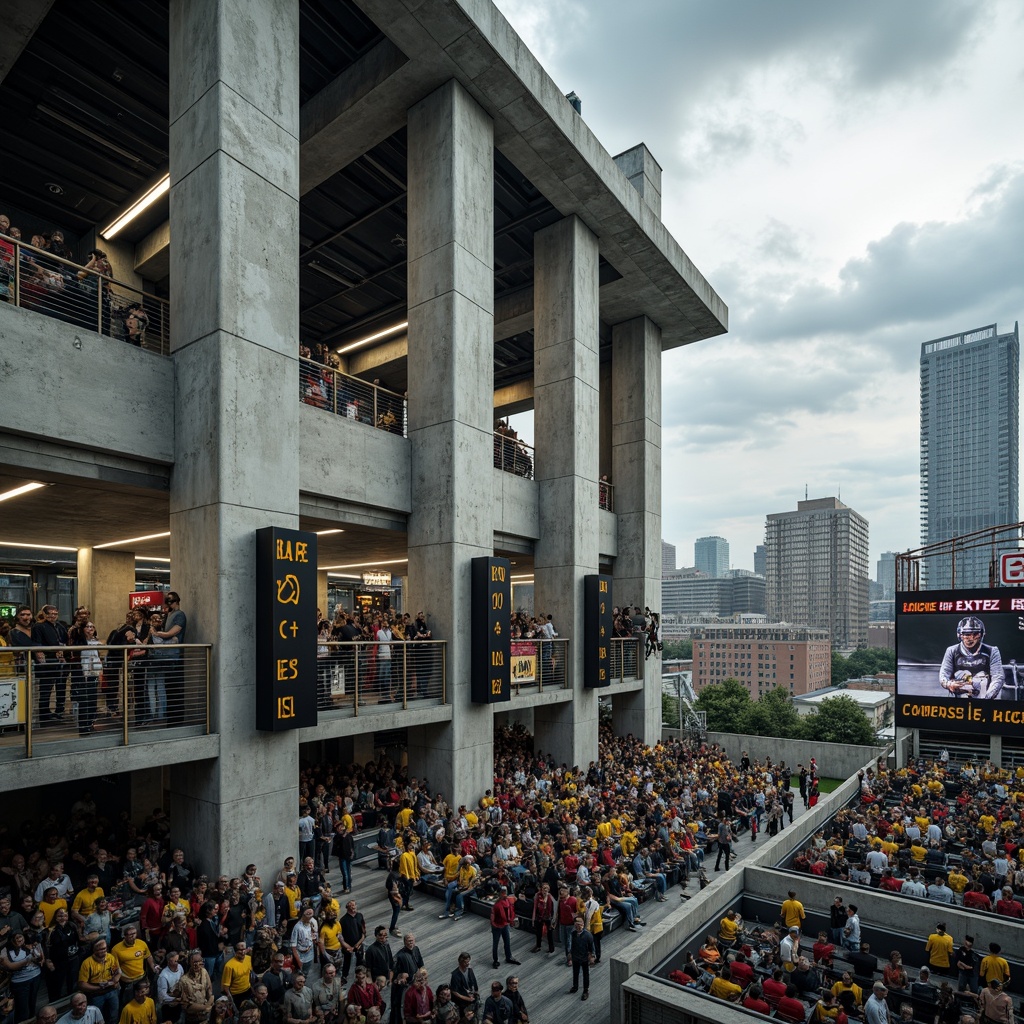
[315,639,447,716]
[0,233,170,353]
[0,644,211,760]
[299,357,407,436]
[599,479,614,511]
[510,637,570,693]
[609,635,645,682]
[494,430,534,478]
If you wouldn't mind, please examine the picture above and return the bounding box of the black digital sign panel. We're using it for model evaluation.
[584,574,612,687]
[256,527,318,731]
[896,588,1024,735]
[471,556,511,703]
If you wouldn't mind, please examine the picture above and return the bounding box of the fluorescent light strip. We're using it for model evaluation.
[327,573,363,580]
[95,531,171,549]
[0,541,78,552]
[319,558,408,571]
[510,574,535,581]
[336,321,408,356]
[100,174,170,239]
[0,482,46,503]
[135,556,171,563]
[315,529,344,535]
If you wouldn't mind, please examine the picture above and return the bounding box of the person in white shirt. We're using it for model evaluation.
[57,994,105,1024]
[375,623,393,701]
[156,950,184,1021]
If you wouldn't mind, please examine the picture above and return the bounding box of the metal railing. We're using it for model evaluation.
[599,479,614,511]
[609,635,644,682]
[0,233,170,353]
[510,637,569,693]
[316,639,447,716]
[0,644,211,760]
[494,431,534,479]
[300,357,407,436]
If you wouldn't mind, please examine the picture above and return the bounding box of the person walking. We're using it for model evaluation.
[489,888,520,970]
[566,916,595,1002]
[715,813,734,872]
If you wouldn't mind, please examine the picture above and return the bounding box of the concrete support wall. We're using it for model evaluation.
[404,79,495,809]
[77,548,136,638]
[532,215,600,767]
[166,0,301,875]
[610,316,662,743]
[704,731,889,781]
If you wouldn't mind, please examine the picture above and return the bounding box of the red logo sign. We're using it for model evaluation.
[999,552,1024,585]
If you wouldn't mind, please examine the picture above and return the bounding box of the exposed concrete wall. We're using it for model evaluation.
[598,508,618,559]
[0,302,174,464]
[704,731,889,781]
[77,548,135,638]
[492,469,539,540]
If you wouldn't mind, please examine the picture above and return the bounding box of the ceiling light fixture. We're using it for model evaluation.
[308,262,361,289]
[95,531,171,549]
[319,557,409,571]
[100,173,170,239]
[135,556,172,563]
[315,529,344,535]
[336,320,408,356]
[0,482,47,504]
[0,541,78,552]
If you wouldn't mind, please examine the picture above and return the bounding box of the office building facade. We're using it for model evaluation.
[694,535,729,578]
[765,497,869,650]
[662,540,677,576]
[920,323,1019,587]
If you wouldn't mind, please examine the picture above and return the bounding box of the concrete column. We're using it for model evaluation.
[77,549,135,638]
[167,0,301,875]
[990,734,1002,767]
[532,215,601,767]
[610,316,662,743]
[404,80,495,809]
[317,571,329,621]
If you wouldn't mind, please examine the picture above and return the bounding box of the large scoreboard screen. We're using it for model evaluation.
[896,588,1024,736]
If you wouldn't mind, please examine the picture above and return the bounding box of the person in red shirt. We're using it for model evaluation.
[140,885,167,943]
[530,883,555,953]
[963,884,992,912]
[812,932,836,965]
[994,887,1023,919]
[776,985,808,1024]
[878,870,903,893]
[728,951,755,986]
[743,983,771,1016]
[557,886,578,965]
[762,969,788,1008]
[489,887,519,969]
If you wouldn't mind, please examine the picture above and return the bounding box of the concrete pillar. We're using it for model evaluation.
[352,732,375,767]
[166,0,301,875]
[404,80,495,809]
[317,571,328,622]
[610,316,662,743]
[990,734,1002,767]
[612,144,662,220]
[532,215,601,767]
[77,549,135,639]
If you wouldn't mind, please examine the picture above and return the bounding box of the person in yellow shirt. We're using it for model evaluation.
[118,980,157,1024]
[465,810,479,828]
[72,875,105,929]
[283,875,301,921]
[39,887,68,927]
[880,836,899,858]
[398,845,420,910]
[925,925,954,972]
[978,814,996,835]
[442,852,461,886]
[221,942,253,1004]
[339,810,354,833]
[78,939,121,1023]
[111,925,155,991]
[395,802,414,830]
[979,943,1010,986]
[595,820,613,842]
[947,868,969,896]
[319,885,340,920]
[620,830,639,858]
[718,910,741,947]
[780,892,805,930]
[909,841,927,863]
[318,911,343,970]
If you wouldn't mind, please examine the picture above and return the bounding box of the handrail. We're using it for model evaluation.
[299,357,407,436]
[599,479,614,511]
[0,643,211,761]
[609,635,644,682]
[315,639,447,715]
[510,637,569,693]
[494,430,534,479]
[0,232,171,354]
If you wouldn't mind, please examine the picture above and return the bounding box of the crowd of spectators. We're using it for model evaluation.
[297,345,404,435]
[0,216,150,345]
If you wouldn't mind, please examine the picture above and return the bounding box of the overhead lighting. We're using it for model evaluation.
[336,321,408,356]
[0,541,78,552]
[308,262,361,288]
[95,531,171,549]
[315,529,344,536]
[100,174,170,239]
[0,482,46,504]
[319,558,408,571]
[326,573,363,580]
[511,575,535,582]
[135,556,171,563]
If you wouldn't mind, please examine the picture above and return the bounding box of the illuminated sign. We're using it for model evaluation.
[129,590,167,609]
[362,570,393,587]
[471,556,511,703]
[999,552,1024,585]
[256,527,318,731]
[896,588,1024,736]
[584,574,612,687]
[0,603,20,620]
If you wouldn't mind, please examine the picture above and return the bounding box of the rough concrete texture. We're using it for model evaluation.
[0,303,174,464]
[532,215,601,767]
[406,81,495,808]
[613,144,662,220]
[77,548,135,640]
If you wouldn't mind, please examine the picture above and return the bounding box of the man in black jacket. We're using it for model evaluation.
[449,953,478,1021]
[32,605,68,722]
[363,927,393,993]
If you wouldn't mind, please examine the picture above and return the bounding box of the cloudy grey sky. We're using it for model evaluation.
[496,0,1024,574]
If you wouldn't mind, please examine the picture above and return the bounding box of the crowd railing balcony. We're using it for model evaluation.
[493,430,534,479]
[599,478,614,511]
[299,357,407,436]
[609,635,645,682]
[509,637,570,694]
[315,639,447,718]
[0,644,211,762]
[0,233,170,353]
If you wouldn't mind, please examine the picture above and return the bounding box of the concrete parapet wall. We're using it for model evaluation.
[705,731,889,781]
[492,468,538,539]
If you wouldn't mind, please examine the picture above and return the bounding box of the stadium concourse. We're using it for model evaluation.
[0,728,821,1024]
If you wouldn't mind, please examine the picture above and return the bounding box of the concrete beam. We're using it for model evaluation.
[493,379,533,417]
[135,220,171,282]
[0,0,53,85]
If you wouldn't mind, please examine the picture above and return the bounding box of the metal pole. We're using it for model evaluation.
[354,647,359,716]
[205,646,212,734]
[25,656,34,759]
[441,643,447,703]
[122,649,130,746]
[402,646,408,709]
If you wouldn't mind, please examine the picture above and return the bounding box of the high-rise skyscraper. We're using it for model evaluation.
[876,551,896,601]
[694,535,729,578]
[662,540,677,576]
[920,323,1019,587]
[765,496,870,650]
[754,544,766,576]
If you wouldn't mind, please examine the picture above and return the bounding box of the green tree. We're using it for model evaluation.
[739,686,803,737]
[831,651,851,685]
[798,695,876,745]
[662,691,680,728]
[694,678,751,732]
[663,639,692,660]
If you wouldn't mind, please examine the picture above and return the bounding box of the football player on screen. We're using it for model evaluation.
[938,617,1005,699]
